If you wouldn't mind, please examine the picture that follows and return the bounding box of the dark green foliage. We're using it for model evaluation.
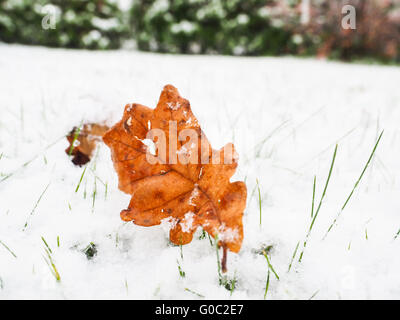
[130,0,399,62]
[0,0,397,62]
[0,0,127,49]
[130,0,299,55]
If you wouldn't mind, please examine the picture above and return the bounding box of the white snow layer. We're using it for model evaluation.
[0,44,399,299]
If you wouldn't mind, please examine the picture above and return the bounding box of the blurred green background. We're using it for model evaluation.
[0,0,399,62]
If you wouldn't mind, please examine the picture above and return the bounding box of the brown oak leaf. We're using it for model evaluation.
[103,85,247,271]
[66,123,109,166]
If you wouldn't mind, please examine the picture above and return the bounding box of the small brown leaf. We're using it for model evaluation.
[66,123,109,166]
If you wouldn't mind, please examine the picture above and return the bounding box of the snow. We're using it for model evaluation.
[140,139,156,156]
[0,44,400,299]
[126,116,132,126]
[217,225,240,244]
[167,101,181,110]
[188,187,199,206]
[180,212,195,233]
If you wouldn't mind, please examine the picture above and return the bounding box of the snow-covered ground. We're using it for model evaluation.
[0,44,399,299]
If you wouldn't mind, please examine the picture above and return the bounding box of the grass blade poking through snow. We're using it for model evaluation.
[323,131,384,239]
[23,182,51,231]
[311,176,316,218]
[177,260,186,278]
[42,236,60,282]
[288,176,315,270]
[0,240,17,258]
[298,145,338,263]
[394,229,400,240]
[185,288,205,298]
[75,166,87,193]
[309,290,319,300]
[43,248,61,282]
[256,179,262,227]
[214,234,223,282]
[92,177,97,211]
[262,249,279,280]
[214,235,222,276]
[41,236,52,254]
[263,269,270,299]
[68,122,83,156]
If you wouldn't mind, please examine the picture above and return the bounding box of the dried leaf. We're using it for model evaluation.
[103,85,247,271]
[66,123,109,166]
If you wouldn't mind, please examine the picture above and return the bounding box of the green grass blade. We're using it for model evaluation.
[92,177,97,211]
[75,166,87,193]
[309,290,319,300]
[299,145,338,263]
[68,122,83,156]
[311,176,316,218]
[177,260,186,278]
[214,235,222,279]
[41,236,52,254]
[323,131,383,239]
[288,241,300,272]
[262,250,279,280]
[0,240,17,258]
[310,145,338,231]
[263,269,270,300]
[185,288,205,298]
[256,179,262,227]
[229,273,237,296]
[43,250,61,282]
[23,182,51,231]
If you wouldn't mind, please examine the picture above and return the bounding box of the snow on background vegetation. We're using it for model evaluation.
[0,44,399,299]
